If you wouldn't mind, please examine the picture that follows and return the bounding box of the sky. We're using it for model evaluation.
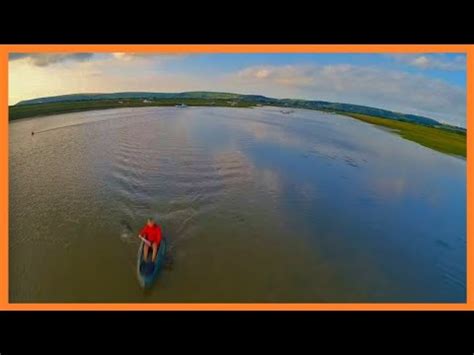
[8,52,467,127]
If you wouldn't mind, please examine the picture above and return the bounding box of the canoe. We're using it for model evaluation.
[137,238,166,289]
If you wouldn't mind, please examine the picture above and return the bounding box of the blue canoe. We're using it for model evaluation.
[137,238,166,289]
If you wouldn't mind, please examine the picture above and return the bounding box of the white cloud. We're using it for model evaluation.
[9,52,189,66]
[413,56,430,67]
[390,54,466,71]
[9,53,94,67]
[230,64,466,126]
[112,53,134,61]
[111,52,189,62]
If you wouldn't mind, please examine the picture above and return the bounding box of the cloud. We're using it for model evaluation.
[9,53,29,61]
[231,64,466,126]
[9,53,94,67]
[112,53,151,61]
[9,52,189,66]
[111,52,189,62]
[390,54,466,71]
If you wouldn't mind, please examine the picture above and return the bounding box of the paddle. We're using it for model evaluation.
[138,235,152,247]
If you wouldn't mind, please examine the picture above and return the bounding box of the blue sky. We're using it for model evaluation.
[9,52,467,126]
[166,53,466,88]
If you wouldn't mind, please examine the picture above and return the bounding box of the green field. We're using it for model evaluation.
[340,113,466,158]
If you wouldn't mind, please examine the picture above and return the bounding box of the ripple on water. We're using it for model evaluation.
[439,262,466,291]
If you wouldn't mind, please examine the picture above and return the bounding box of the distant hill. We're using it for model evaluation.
[14,91,461,130]
[15,92,262,105]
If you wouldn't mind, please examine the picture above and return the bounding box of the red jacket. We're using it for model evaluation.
[140,223,162,244]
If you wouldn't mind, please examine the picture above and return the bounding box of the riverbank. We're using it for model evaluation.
[340,113,466,158]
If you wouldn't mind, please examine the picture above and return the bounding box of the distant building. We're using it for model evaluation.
[143,99,151,103]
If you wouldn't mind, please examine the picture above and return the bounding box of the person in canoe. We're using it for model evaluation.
[138,218,163,263]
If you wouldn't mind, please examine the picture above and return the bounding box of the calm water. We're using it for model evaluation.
[9,107,466,302]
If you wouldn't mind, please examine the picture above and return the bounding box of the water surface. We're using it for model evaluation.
[9,106,466,302]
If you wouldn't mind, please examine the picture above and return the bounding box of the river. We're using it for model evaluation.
[9,106,466,302]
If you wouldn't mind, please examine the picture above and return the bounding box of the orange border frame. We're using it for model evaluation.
[1,44,472,310]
